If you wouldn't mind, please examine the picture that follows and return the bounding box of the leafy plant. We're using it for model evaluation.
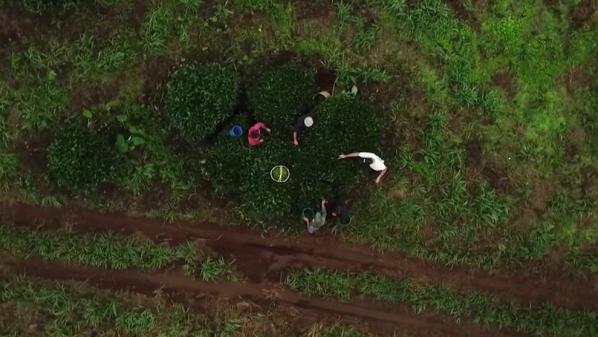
[247,64,314,130]
[207,93,380,221]
[288,269,598,337]
[0,279,213,337]
[47,123,123,192]
[165,64,240,143]
[199,257,228,281]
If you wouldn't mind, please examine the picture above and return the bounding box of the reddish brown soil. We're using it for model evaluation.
[445,0,481,28]
[70,77,122,113]
[141,55,176,104]
[1,201,597,312]
[492,71,517,98]
[0,7,36,45]
[315,67,336,94]
[0,257,524,337]
[572,0,597,29]
[482,162,511,194]
[294,0,335,20]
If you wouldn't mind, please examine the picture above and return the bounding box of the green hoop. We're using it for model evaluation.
[270,165,290,183]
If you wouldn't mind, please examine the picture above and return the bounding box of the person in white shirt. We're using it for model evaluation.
[338,152,388,184]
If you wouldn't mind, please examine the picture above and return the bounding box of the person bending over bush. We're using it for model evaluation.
[338,152,388,184]
[247,122,271,147]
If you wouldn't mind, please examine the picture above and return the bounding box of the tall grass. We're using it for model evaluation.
[0,278,212,337]
[287,269,598,337]
[0,224,235,281]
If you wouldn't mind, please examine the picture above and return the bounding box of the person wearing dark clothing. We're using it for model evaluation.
[293,111,315,145]
[330,196,352,225]
[292,92,330,146]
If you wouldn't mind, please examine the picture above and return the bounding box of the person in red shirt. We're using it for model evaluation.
[247,122,271,146]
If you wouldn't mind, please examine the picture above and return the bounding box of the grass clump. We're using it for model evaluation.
[287,269,598,337]
[306,323,372,337]
[47,123,123,192]
[0,279,213,337]
[0,224,235,281]
[165,64,240,143]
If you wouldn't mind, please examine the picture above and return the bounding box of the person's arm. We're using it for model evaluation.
[375,168,388,184]
[293,131,299,145]
[338,152,361,159]
[302,217,309,225]
[260,123,271,132]
[321,199,327,213]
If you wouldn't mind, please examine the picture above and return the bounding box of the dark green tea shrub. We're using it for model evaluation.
[207,92,380,221]
[165,64,240,143]
[248,65,315,130]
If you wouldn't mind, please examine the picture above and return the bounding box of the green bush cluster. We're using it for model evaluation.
[165,64,240,143]
[47,123,122,192]
[247,65,315,130]
[206,91,380,220]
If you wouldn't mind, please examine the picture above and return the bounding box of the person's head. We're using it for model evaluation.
[314,91,329,105]
[249,129,260,138]
[304,116,314,128]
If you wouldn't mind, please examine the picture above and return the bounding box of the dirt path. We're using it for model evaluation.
[0,257,524,337]
[1,201,597,311]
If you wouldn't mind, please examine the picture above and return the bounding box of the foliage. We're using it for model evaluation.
[207,94,380,220]
[287,269,598,337]
[206,136,252,195]
[0,153,18,190]
[0,224,235,280]
[306,324,371,337]
[165,64,240,143]
[47,123,122,192]
[247,64,314,130]
[0,279,213,337]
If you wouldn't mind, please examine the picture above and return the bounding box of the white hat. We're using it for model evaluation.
[304,116,314,127]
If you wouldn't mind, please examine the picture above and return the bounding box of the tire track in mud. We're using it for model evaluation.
[0,257,523,337]
[1,201,597,311]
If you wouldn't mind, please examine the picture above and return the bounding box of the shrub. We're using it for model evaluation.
[165,64,240,143]
[207,93,380,221]
[47,124,122,192]
[240,139,294,218]
[205,137,252,195]
[248,65,315,130]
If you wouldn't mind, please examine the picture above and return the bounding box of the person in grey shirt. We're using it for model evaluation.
[303,199,328,234]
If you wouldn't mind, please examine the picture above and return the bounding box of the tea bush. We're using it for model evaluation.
[207,92,380,221]
[165,64,240,143]
[205,137,252,195]
[47,124,122,192]
[248,65,315,130]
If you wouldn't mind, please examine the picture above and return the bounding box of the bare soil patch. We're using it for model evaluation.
[293,0,335,20]
[1,201,597,311]
[0,7,36,45]
[70,78,122,113]
[482,162,511,194]
[444,0,481,28]
[572,0,597,29]
[492,71,517,98]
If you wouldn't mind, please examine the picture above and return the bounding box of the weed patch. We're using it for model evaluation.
[0,224,236,281]
[287,269,598,337]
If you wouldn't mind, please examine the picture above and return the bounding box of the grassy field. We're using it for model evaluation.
[1,277,368,337]
[1,0,596,272]
[0,223,236,280]
[0,0,596,336]
[286,268,598,337]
